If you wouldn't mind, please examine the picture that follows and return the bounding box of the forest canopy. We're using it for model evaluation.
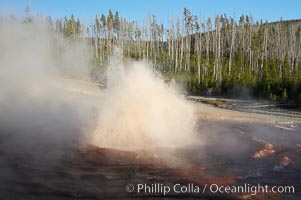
[5,7,301,103]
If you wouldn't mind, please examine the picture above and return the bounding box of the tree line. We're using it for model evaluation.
[25,7,301,103]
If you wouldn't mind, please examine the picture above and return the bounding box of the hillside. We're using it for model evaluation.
[21,8,301,103]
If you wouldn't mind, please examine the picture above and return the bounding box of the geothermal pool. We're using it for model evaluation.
[0,87,300,199]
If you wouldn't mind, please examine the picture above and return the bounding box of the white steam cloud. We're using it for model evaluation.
[90,49,197,150]
[0,17,96,162]
[0,16,197,159]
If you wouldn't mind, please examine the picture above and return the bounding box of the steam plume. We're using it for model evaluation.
[90,49,197,150]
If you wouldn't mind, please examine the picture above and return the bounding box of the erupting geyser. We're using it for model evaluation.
[89,50,197,150]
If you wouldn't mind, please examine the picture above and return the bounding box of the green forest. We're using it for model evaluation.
[24,7,301,103]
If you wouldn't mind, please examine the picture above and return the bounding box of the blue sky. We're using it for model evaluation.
[0,0,300,23]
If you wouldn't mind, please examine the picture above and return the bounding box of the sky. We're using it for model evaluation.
[0,0,300,23]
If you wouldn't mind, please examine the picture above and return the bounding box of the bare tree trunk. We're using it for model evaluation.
[229,18,235,75]
[94,16,99,61]
[180,18,184,72]
[206,18,211,80]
